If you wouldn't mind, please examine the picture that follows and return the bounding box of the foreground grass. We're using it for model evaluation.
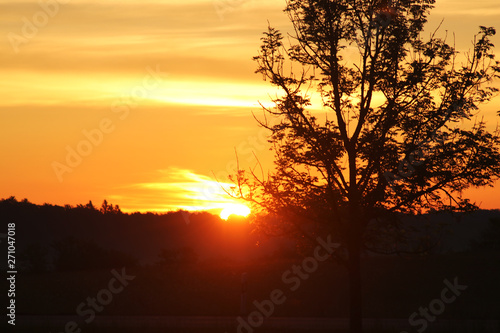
[15,253,500,319]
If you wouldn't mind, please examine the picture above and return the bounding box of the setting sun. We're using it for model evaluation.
[1,0,499,212]
[219,203,251,220]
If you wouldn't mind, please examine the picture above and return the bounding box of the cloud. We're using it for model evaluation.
[0,0,280,109]
[115,167,243,212]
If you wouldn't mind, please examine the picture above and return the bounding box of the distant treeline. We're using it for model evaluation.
[1,197,500,319]
[1,197,499,273]
[0,197,295,272]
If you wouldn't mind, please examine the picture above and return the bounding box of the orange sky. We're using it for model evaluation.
[1,0,499,213]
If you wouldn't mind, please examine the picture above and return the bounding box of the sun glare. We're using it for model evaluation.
[219,204,251,220]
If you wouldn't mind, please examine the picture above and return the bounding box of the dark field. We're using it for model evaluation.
[2,200,500,332]
[6,253,500,332]
[14,254,500,318]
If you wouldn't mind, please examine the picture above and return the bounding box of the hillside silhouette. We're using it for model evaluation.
[1,197,499,321]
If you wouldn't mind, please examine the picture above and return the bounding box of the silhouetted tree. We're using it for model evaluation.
[76,200,97,211]
[234,1,500,332]
[100,199,122,214]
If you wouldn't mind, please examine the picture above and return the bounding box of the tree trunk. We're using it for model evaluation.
[348,237,363,333]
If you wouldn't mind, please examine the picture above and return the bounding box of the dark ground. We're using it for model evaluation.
[1,198,500,332]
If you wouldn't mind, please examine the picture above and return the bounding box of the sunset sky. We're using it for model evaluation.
[1,0,499,213]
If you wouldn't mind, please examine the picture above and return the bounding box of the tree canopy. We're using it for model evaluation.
[232,1,500,332]
[233,0,500,251]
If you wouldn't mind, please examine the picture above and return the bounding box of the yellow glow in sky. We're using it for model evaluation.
[0,0,499,212]
[220,204,251,220]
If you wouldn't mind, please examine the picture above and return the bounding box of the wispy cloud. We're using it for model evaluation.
[1,0,499,211]
[112,167,244,213]
[0,0,276,108]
